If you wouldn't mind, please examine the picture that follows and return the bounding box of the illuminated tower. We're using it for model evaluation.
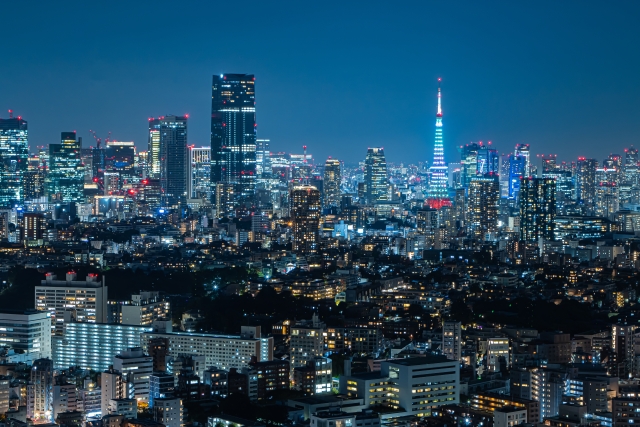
[427,79,451,209]
[0,112,28,207]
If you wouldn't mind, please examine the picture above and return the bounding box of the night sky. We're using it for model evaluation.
[2,1,640,166]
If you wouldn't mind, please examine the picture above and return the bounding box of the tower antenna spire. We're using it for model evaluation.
[437,78,442,117]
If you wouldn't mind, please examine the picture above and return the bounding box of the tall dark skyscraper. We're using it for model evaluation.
[211,74,256,210]
[576,157,597,214]
[46,132,84,202]
[468,175,499,240]
[519,177,556,242]
[0,114,28,207]
[155,115,188,208]
[364,147,388,204]
[323,158,341,209]
[290,185,321,254]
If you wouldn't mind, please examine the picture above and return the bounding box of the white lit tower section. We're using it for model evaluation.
[427,78,451,210]
[514,144,531,176]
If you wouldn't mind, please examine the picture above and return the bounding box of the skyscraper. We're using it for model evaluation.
[211,74,257,209]
[514,144,531,175]
[460,142,480,188]
[0,114,28,207]
[427,79,451,209]
[363,148,388,204]
[323,158,341,209]
[290,185,321,254]
[256,139,271,179]
[46,132,84,202]
[148,118,161,177]
[519,177,556,242]
[151,115,188,208]
[188,146,211,200]
[468,175,499,240]
[508,155,527,199]
[576,158,597,214]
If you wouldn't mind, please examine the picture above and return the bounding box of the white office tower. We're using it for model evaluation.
[153,397,184,427]
[442,320,462,361]
[0,310,52,362]
[35,272,108,335]
[101,368,126,416]
[27,358,54,423]
[113,347,153,403]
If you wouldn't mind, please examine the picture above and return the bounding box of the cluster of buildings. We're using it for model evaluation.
[3,73,640,427]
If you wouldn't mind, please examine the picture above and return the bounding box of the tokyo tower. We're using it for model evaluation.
[426,78,451,210]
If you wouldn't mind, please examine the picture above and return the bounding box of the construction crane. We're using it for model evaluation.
[88,130,112,149]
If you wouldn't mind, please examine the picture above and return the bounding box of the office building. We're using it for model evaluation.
[468,176,499,240]
[211,74,257,208]
[460,142,481,188]
[148,118,161,177]
[363,148,388,204]
[22,212,46,241]
[35,272,108,335]
[442,320,462,361]
[46,132,85,202]
[256,138,271,178]
[0,114,28,207]
[290,185,321,254]
[23,169,45,201]
[427,80,451,209]
[519,177,556,242]
[323,158,341,209]
[0,310,52,362]
[27,358,54,423]
[113,348,153,403]
[514,144,531,176]
[141,327,273,371]
[188,146,211,200]
[508,155,527,199]
[105,141,136,180]
[53,322,154,371]
[339,356,459,417]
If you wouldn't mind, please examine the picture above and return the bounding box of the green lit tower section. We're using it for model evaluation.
[427,79,451,209]
[0,112,28,207]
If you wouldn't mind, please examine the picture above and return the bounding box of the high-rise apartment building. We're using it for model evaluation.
[468,176,499,240]
[612,323,636,378]
[188,146,211,200]
[442,320,462,361]
[54,322,154,371]
[211,74,257,209]
[364,148,388,204]
[46,132,85,202]
[153,116,188,208]
[519,177,556,242]
[290,315,325,374]
[323,158,341,209]
[35,272,108,335]
[148,118,162,177]
[0,114,28,207]
[27,358,54,423]
[290,185,321,254]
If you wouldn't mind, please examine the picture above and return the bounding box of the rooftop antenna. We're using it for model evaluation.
[8,110,13,119]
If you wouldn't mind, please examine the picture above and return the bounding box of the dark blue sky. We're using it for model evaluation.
[2,1,640,165]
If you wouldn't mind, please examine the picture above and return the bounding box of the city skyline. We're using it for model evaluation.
[3,1,640,164]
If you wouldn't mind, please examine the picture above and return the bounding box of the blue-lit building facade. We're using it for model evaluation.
[211,74,257,211]
[0,115,28,207]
